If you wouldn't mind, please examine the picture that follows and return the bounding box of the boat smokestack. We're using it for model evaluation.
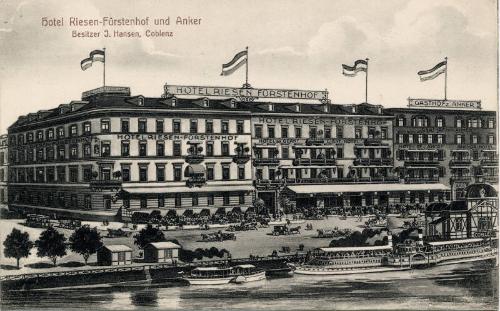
[417,229,424,246]
[387,231,393,247]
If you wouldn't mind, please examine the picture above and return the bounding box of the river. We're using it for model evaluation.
[2,262,498,311]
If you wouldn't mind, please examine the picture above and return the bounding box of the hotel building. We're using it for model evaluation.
[5,85,497,219]
[7,87,254,219]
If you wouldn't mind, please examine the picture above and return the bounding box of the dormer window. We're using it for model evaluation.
[351,106,357,113]
[377,106,382,114]
[138,97,144,106]
[323,105,329,113]
[230,99,237,108]
[268,104,274,111]
[203,99,209,108]
[171,98,177,107]
[295,104,301,112]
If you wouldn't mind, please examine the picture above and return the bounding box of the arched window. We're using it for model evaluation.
[411,115,429,127]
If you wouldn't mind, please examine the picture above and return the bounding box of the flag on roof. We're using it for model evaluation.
[81,49,105,71]
[342,59,368,77]
[221,49,247,76]
[417,60,447,81]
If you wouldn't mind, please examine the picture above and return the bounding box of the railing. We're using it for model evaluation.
[253,158,280,166]
[364,138,383,146]
[232,154,251,164]
[186,177,206,188]
[255,176,400,187]
[82,86,131,98]
[404,159,440,166]
[482,175,499,183]
[450,175,472,182]
[184,154,204,164]
[480,158,498,166]
[89,179,122,190]
[293,158,336,166]
[449,159,472,166]
[305,137,325,145]
[353,158,393,166]
[404,177,440,184]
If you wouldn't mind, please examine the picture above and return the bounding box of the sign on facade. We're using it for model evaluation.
[408,98,481,110]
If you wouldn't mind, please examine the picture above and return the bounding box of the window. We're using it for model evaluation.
[158,194,165,208]
[397,117,405,127]
[309,127,317,138]
[472,135,478,144]
[156,165,165,182]
[281,146,289,159]
[222,166,230,180]
[381,128,388,139]
[206,142,214,156]
[57,127,65,138]
[488,134,495,144]
[173,141,181,156]
[337,147,343,159]
[58,146,66,160]
[238,166,245,180]
[472,150,479,161]
[83,144,91,158]
[100,119,110,133]
[192,194,198,206]
[70,145,78,159]
[101,142,111,157]
[436,117,444,128]
[70,124,78,137]
[456,118,463,128]
[255,125,263,138]
[207,194,214,206]
[295,127,302,138]
[427,134,433,144]
[437,134,443,144]
[156,119,164,133]
[37,131,43,141]
[83,166,92,182]
[281,127,288,138]
[69,167,78,182]
[207,167,214,180]
[138,119,147,133]
[121,119,129,133]
[190,119,198,133]
[121,166,130,182]
[121,141,130,156]
[173,120,181,133]
[400,193,405,204]
[417,134,423,144]
[456,134,463,144]
[324,127,332,139]
[57,166,66,182]
[175,194,182,207]
[202,120,212,135]
[223,193,230,205]
[221,120,229,134]
[139,141,147,156]
[488,119,495,129]
[174,166,182,181]
[336,126,343,138]
[139,166,148,182]
[239,193,245,204]
[398,134,403,143]
[47,129,54,140]
[221,142,229,156]
[237,120,244,134]
[268,126,275,138]
[156,142,165,156]
[355,127,362,138]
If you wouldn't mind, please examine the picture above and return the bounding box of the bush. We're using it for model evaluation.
[329,228,384,247]
[133,224,165,249]
[132,212,150,224]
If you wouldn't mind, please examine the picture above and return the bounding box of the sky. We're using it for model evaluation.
[0,0,498,133]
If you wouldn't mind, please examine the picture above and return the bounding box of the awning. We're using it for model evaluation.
[406,166,440,169]
[215,207,226,215]
[429,216,446,225]
[185,164,205,176]
[122,185,253,194]
[427,238,483,246]
[287,183,450,194]
[406,149,438,153]
[293,145,336,149]
[232,206,242,214]
[280,165,340,169]
[183,209,194,217]
[166,210,177,217]
[199,209,210,217]
[254,145,278,149]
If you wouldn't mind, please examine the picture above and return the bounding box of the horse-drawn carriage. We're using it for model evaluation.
[107,228,133,238]
[201,231,236,242]
[271,225,301,236]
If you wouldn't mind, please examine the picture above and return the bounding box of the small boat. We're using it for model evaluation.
[185,265,266,285]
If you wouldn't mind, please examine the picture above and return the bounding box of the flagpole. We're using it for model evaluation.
[245,46,249,87]
[365,58,369,103]
[103,47,106,87]
[444,56,447,100]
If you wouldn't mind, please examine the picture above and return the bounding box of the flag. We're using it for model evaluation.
[221,49,247,76]
[81,49,105,71]
[417,60,447,81]
[342,59,368,77]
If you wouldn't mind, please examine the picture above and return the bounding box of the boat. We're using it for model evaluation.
[269,219,306,225]
[184,265,266,285]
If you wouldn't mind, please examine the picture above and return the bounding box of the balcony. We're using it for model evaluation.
[449,159,472,166]
[404,177,440,184]
[186,176,206,188]
[255,176,401,188]
[89,179,122,191]
[305,137,326,145]
[450,175,472,182]
[353,158,393,166]
[293,158,337,166]
[480,158,498,166]
[404,159,440,166]
[232,154,251,164]
[483,175,499,183]
[254,179,282,190]
[184,154,204,164]
[364,138,384,146]
[253,158,280,166]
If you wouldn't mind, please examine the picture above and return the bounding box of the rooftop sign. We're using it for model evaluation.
[408,98,481,110]
[164,84,330,103]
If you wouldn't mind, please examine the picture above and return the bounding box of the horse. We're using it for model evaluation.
[289,226,301,234]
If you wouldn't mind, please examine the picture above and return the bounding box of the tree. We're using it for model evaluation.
[69,225,103,265]
[3,228,34,268]
[134,224,165,249]
[35,226,67,266]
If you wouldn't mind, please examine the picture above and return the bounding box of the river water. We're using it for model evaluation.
[2,262,498,311]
